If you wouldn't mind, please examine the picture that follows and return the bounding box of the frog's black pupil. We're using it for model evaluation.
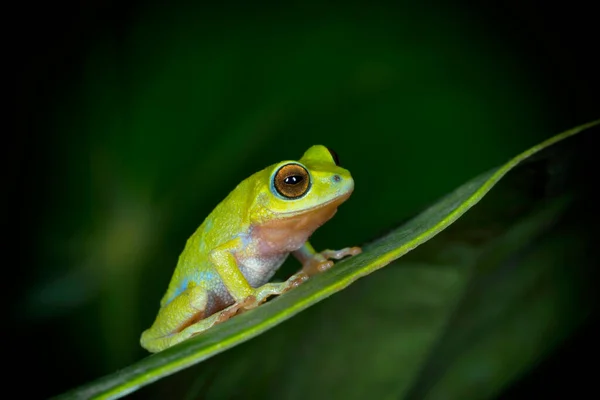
[326,147,340,166]
[284,175,303,185]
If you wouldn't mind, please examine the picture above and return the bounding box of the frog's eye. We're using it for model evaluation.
[273,163,311,199]
[326,147,340,166]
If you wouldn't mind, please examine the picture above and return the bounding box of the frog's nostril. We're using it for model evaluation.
[333,175,342,183]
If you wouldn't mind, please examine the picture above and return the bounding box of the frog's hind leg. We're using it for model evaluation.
[140,284,213,352]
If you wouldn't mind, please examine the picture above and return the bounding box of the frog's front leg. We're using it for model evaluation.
[209,238,309,317]
[292,242,362,276]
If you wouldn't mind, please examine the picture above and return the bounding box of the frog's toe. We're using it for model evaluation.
[321,246,362,260]
[287,271,309,288]
[316,259,335,272]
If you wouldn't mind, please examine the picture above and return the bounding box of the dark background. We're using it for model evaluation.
[8,0,598,398]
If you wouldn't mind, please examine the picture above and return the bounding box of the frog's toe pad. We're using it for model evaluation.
[281,272,307,290]
[321,246,362,260]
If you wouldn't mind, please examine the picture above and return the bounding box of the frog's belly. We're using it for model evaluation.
[207,253,289,311]
[238,253,289,288]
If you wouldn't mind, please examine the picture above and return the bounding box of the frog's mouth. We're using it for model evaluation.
[275,189,352,218]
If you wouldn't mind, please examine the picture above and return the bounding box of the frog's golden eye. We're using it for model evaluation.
[273,163,311,199]
[326,147,340,166]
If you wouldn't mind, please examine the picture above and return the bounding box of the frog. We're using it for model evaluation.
[140,145,361,352]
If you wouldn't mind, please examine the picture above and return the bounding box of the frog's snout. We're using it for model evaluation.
[331,173,354,193]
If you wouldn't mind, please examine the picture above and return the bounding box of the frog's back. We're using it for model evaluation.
[159,181,250,307]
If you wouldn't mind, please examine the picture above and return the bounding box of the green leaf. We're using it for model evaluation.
[184,192,580,400]
[52,119,598,400]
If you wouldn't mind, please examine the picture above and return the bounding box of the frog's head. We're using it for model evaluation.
[250,145,355,222]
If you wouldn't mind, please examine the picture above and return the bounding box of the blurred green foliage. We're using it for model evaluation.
[12,1,597,399]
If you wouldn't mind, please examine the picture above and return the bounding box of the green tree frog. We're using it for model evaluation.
[140,145,361,352]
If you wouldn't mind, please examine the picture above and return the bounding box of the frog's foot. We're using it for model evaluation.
[232,272,310,316]
[173,295,255,341]
[256,272,309,299]
[300,246,362,276]
[214,295,257,322]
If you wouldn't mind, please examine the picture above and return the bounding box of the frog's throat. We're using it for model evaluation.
[251,193,350,254]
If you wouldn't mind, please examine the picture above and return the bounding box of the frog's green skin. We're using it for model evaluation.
[140,145,361,352]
